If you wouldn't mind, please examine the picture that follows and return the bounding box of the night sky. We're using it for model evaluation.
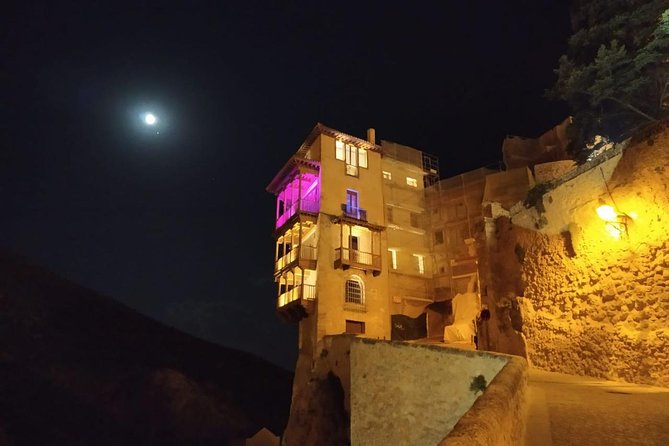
[2,1,571,369]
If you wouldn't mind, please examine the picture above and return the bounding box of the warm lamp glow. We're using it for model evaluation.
[605,223,623,239]
[596,204,617,221]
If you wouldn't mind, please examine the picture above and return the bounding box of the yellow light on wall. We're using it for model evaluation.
[596,204,617,222]
[596,200,629,239]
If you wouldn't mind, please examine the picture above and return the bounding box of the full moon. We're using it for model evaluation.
[144,113,157,125]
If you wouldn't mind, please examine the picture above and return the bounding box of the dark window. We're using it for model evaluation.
[456,202,467,219]
[434,230,444,244]
[346,320,365,334]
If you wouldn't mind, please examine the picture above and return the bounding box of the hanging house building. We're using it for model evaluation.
[267,124,489,361]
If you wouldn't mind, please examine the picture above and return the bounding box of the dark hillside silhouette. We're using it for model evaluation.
[0,251,291,445]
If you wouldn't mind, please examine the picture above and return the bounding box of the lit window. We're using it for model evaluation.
[336,140,345,160]
[388,249,398,270]
[345,277,364,304]
[345,144,358,176]
[406,177,418,187]
[383,170,392,180]
[359,148,368,168]
[413,254,425,274]
[336,141,367,176]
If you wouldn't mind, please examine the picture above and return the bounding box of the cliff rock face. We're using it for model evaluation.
[483,123,669,387]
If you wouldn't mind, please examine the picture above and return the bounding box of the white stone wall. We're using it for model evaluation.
[349,340,507,446]
[282,336,510,445]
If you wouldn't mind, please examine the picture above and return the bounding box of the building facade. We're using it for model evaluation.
[268,124,489,362]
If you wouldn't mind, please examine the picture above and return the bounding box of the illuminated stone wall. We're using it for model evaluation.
[482,124,669,387]
[282,336,511,446]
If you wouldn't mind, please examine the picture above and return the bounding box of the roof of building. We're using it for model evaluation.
[266,157,320,194]
[296,122,382,157]
[267,123,381,193]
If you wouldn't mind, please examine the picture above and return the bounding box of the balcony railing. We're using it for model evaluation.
[277,284,316,308]
[275,245,318,273]
[340,204,367,221]
[334,247,381,272]
[276,199,320,228]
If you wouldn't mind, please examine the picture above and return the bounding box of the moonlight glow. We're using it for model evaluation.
[144,113,157,125]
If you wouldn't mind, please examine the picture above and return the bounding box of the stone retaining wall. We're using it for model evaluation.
[439,356,528,446]
[481,124,669,387]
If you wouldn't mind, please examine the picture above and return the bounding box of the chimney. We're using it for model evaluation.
[367,128,376,145]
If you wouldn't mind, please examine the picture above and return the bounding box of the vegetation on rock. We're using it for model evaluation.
[549,0,669,152]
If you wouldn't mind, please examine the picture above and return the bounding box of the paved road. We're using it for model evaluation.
[525,369,669,446]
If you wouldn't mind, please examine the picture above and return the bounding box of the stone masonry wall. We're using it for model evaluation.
[484,124,669,387]
[282,336,510,445]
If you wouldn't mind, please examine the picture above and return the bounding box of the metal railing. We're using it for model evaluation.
[340,204,367,221]
[335,247,381,269]
[277,284,316,308]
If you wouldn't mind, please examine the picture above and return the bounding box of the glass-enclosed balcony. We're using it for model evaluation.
[275,172,320,229]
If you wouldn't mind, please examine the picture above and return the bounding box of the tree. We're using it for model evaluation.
[549,0,669,153]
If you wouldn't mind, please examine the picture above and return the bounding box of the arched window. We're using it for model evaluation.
[345,276,364,305]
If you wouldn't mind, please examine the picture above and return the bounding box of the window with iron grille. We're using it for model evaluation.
[345,277,364,304]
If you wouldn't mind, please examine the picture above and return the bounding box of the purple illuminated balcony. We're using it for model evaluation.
[275,173,320,229]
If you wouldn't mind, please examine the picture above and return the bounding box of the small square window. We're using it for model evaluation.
[346,320,365,334]
[383,170,392,180]
[406,177,418,187]
[346,164,359,176]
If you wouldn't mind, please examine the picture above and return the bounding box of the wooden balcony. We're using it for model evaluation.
[334,247,381,276]
[276,284,316,323]
[274,245,317,276]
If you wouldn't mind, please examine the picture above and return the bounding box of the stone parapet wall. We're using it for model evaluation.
[350,340,508,446]
[282,336,514,445]
[439,356,528,446]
